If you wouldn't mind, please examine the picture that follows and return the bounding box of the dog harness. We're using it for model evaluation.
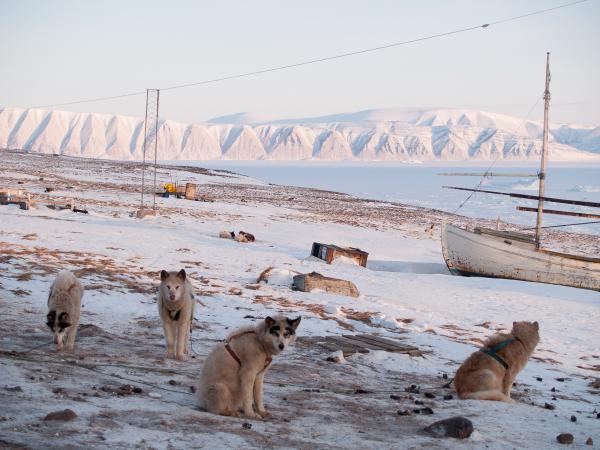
[480,337,523,370]
[224,331,272,371]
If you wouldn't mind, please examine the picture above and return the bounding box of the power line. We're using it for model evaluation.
[31,0,590,110]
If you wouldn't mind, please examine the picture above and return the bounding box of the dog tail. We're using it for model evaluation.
[461,390,514,403]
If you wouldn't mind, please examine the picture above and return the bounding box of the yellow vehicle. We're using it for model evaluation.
[163,183,177,193]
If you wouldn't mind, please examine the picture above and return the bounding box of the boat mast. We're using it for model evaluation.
[535,52,551,249]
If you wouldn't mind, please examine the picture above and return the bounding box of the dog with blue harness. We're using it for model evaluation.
[454,321,540,403]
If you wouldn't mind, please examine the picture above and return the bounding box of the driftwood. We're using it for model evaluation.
[293,272,360,297]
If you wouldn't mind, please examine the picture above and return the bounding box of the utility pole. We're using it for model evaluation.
[137,89,160,218]
[535,53,550,248]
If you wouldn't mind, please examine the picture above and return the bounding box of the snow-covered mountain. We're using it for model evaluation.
[1,106,598,161]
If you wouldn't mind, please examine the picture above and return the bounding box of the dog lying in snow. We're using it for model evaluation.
[46,271,84,351]
[454,321,540,403]
[158,269,195,360]
[218,230,255,243]
[198,315,301,419]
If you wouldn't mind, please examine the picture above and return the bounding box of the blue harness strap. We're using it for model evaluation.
[481,339,514,370]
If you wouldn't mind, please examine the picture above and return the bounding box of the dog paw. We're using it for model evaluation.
[257,410,271,419]
[175,354,188,361]
[243,411,262,420]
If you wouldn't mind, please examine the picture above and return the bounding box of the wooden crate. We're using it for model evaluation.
[184,183,197,200]
[311,242,369,267]
[293,272,359,297]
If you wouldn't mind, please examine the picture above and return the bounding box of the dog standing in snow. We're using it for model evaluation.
[46,271,84,351]
[158,269,195,360]
[454,321,540,403]
[198,315,301,419]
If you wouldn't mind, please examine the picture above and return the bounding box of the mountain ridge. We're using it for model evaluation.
[1,106,599,161]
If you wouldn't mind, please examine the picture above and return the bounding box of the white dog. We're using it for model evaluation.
[158,269,195,360]
[46,271,84,351]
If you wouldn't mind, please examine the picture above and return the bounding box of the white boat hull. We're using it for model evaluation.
[441,222,600,291]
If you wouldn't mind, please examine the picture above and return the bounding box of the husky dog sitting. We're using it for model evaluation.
[46,271,84,351]
[454,321,540,403]
[158,269,195,361]
[198,315,301,419]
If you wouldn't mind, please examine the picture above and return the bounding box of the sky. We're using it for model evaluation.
[1,0,599,126]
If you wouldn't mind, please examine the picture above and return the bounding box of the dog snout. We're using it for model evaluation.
[169,293,175,301]
[278,343,284,350]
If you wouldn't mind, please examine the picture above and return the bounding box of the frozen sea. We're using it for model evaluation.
[185,161,600,235]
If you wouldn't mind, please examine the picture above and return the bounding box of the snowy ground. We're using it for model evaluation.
[1,151,599,449]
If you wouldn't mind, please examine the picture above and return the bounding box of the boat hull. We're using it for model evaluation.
[441,222,600,291]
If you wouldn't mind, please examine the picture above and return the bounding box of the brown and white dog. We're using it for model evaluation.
[46,271,84,351]
[198,315,301,419]
[158,269,195,360]
[454,321,540,403]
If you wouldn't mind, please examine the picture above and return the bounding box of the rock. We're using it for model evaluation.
[405,384,420,394]
[189,386,196,393]
[390,394,402,401]
[292,272,360,298]
[148,392,161,399]
[325,350,345,363]
[414,407,434,415]
[536,377,543,382]
[133,387,143,394]
[242,422,252,430]
[424,392,435,399]
[586,437,593,445]
[544,402,556,410]
[397,410,411,416]
[424,416,474,439]
[4,386,23,392]
[556,433,574,444]
[354,388,372,394]
[168,380,179,386]
[570,415,577,422]
[44,409,77,421]
[556,377,566,382]
[551,387,556,392]
[443,394,454,400]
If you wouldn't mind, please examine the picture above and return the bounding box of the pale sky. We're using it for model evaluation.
[1,0,599,125]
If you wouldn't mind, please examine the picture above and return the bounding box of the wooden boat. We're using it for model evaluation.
[441,222,600,291]
[441,53,600,291]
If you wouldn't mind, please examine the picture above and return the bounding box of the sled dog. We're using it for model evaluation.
[158,269,195,360]
[198,315,301,419]
[454,321,540,403]
[46,271,84,351]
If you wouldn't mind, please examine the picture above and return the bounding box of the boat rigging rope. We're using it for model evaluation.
[451,93,544,214]
[524,220,600,230]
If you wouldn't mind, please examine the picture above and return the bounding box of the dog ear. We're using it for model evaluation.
[160,270,169,281]
[287,316,301,330]
[177,269,186,281]
[533,321,539,331]
[265,316,276,327]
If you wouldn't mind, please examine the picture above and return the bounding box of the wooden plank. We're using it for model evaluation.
[335,335,391,351]
[352,334,417,351]
[516,206,600,219]
[328,336,377,352]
